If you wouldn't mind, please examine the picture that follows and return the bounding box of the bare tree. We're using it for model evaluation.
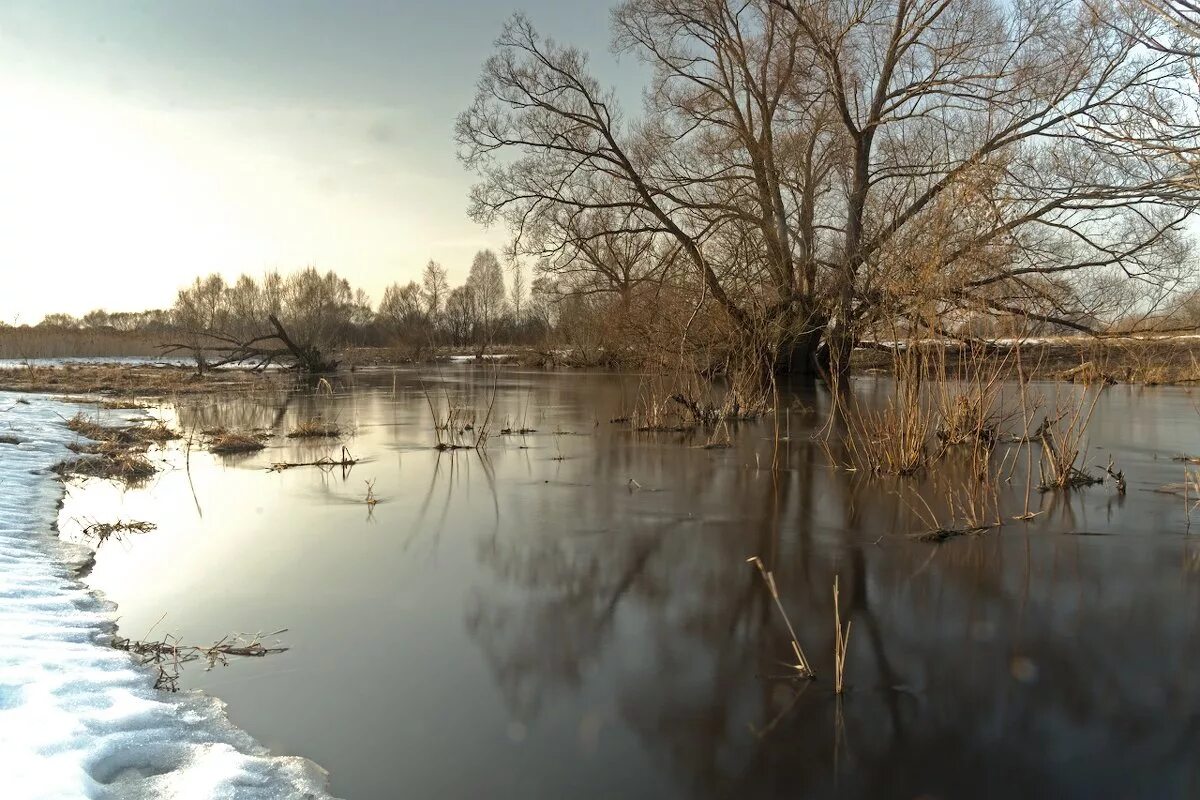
[444,285,478,346]
[510,258,526,326]
[379,280,427,348]
[421,260,449,316]
[459,2,1200,383]
[467,249,508,351]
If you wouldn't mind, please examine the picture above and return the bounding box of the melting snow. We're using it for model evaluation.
[0,394,337,799]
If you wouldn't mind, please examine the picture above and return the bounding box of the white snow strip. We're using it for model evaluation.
[0,394,337,800]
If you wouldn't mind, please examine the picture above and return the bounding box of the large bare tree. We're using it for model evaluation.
[458,0,1200,381]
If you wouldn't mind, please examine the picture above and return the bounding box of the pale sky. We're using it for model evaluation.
[0,1,642,324]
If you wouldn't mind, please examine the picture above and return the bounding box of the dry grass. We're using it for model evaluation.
[56,413,176,485]
[838,355,934,476]
[204,428,270,454]
[112,628,288,692]
[419,366,500,450]
[1034,388,1105,491]
[286,417,343,439]
[905,482,1002,542]
[65,412,178,447]
[55,451,157,484]
[833,575,851,695]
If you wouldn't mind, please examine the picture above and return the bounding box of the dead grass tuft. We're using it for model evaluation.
[55,452,157,484]
[286,417,343,439]
[56,413,175,485]
[206,428,270,455]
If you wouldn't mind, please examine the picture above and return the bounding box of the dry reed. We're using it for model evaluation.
[833,575,851,695]
[747,556,814,679]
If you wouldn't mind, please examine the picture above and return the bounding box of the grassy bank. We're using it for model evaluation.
[0,364,282,397]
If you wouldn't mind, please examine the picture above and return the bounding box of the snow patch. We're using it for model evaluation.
[0,393,337,800]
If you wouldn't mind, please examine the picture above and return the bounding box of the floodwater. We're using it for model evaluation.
[59,367,1200,799]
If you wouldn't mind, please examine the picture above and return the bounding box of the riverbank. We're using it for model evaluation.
[0,394,337,799]
[0,363,285,397]
[4,334,1200,404]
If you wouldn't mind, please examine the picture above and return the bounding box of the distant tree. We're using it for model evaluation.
[225,275,264,339]
[350,288,376,328]
[444,285,478,346]
[165,267,358,373]
[39,313,80,329]
[467,250,507,351]
[281,267,355,350]
[378,281,427,347]
[528,275,559,337]
[421,260,449,317]
[172,275,229,333]
[510,259,526,327]
[81,309,112,329]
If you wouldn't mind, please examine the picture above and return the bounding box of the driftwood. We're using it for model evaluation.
[161,314,338,374]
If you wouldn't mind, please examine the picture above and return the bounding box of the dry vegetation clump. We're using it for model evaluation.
[81,519,157,544]
[112,629,288,692]
[0,434,21,445]
[419,368,501,450]
[267,446,359,473]
[838,353,935,476]
[906,482,1003,542]
[65,412,179,449]
[285,417,343,438]
[54,451,157,485]
[1034,389,1105,492]
[55,413,176,484]
[99,398,150,410]
[203,427,271,454]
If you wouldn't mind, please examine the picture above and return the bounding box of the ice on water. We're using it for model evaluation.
[0,394,336,799]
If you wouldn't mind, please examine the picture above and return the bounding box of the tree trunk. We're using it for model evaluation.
[774,326,830,378]
[268,314,338,374]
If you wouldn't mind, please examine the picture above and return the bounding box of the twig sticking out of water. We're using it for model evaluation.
[833,575,852,695]
[1102,455,1127,495]
[113,629,289,692]
[268,446,359,473]
[747,556,814,679]
[903,484,1002,543]
[81,519,156,545]
[364,479,379,507]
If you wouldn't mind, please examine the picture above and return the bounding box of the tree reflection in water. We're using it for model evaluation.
[463,386,1200,799]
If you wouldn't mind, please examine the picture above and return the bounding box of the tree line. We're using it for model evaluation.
[28,253,563,357]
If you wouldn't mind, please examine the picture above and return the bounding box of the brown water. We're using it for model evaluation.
[61,367,1200,799]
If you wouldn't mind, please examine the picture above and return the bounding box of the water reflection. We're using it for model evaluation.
[63,368,1200,799]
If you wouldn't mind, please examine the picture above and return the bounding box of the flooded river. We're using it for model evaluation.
[59,367,1200,799]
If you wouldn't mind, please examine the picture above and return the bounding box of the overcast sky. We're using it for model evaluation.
[0,1,644,323]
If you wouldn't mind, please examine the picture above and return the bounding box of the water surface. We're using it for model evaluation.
[62,368,1200,799]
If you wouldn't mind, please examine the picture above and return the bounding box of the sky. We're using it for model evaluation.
[0,0,644,324]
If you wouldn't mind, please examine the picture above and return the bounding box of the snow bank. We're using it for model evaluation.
[0,394,337,800]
